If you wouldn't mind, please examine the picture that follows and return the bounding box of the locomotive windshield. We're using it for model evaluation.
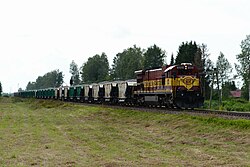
[178,69,193,75]
[176,65,195,75]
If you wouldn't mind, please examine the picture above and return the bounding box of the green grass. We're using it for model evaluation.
[0,97,250,166]
[204,99,250,112]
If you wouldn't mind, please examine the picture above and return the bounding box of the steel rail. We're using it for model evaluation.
[70,101,250,120]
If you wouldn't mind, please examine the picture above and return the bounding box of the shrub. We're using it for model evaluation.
[204,99,250,112]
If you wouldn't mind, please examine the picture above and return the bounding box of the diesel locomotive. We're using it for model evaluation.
[14,63,204,109]
[134,63,204,108]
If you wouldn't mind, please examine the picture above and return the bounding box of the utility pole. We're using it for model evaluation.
[203,73,206,99]
[249,82,250,102]
[209,68,216,109]
[249,66,250,102]
[209,68,221,109]
[215,68,221,109]
[220,78,223,107]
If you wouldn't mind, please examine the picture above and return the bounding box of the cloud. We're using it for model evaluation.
[0,0,249,92]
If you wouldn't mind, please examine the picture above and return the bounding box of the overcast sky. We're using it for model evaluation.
[0,0,249,93]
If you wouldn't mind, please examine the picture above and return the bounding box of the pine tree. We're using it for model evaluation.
[175,41,198,65]
[143,44,166,69]
[170,53,175,65]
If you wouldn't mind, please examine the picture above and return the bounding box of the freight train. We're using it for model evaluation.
[14,63,204,109]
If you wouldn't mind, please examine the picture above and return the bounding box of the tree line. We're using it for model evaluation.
[70,44,166,84]
[26,70,64,90]
[25,35,250,101]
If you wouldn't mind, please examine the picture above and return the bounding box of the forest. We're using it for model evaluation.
[22,35,250,104]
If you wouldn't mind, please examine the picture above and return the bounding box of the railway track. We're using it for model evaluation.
[72,101,250,120]
[132,106,250,119]
[192,109,250,119]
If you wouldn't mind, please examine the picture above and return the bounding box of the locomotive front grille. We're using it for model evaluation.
[175,90,204,108]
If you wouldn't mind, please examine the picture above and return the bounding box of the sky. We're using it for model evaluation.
[0,0,249,93]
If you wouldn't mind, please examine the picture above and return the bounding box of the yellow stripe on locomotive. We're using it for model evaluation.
[142,76,200,90]
[169,76,200,90]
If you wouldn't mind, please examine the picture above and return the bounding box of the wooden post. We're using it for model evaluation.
[249,79,250,102]
[209,69,215,109]
[215,68,221,108]
[249,67,250,102]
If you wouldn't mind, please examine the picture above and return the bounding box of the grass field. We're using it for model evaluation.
[0,97,249,166]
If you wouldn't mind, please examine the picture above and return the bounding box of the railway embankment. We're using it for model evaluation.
[0,97,249,166]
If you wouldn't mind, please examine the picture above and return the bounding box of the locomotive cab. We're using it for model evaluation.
[166,63,204,109]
